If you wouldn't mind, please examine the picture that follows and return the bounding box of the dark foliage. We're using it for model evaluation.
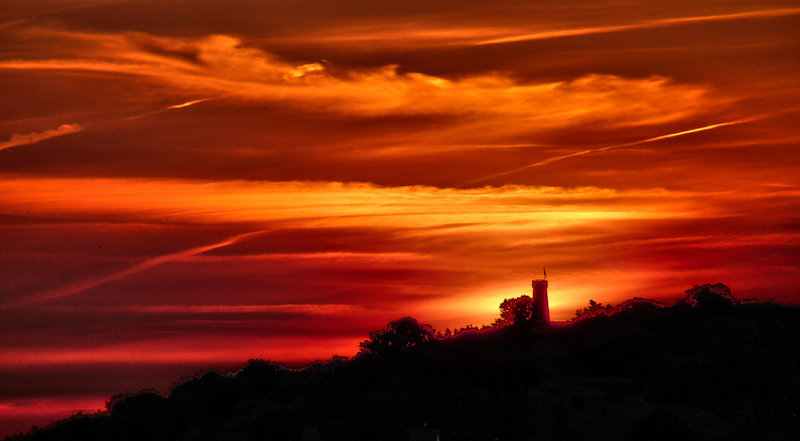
[685,283,735,314]
[573,298,615,320]
[496,295,534,326]
[8,284,800,441]
[358,316,435,356]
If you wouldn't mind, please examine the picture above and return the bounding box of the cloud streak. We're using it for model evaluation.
[125,97,216,120]
[0,124,83,152]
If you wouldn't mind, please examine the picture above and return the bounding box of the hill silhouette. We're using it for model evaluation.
[7,284,800,441]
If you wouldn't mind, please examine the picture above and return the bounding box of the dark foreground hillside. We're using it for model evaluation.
[8,285,800,441]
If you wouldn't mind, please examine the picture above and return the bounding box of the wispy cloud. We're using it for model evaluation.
[0,31,717,134]
[0,124,82,152]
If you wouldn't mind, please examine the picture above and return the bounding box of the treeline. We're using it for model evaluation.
[8,284,800,441]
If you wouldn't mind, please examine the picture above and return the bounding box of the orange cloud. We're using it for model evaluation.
[0,176,700,229]
[0,30,718,134]
[5,174,778,326]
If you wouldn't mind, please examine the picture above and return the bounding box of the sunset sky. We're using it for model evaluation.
[1,0,799,435]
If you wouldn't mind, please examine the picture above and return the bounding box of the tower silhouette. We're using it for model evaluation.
[531,273,550,323]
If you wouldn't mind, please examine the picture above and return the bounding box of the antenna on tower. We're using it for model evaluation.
[543,267,547,280]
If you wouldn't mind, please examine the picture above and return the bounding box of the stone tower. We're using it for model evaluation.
[531,279,550,323]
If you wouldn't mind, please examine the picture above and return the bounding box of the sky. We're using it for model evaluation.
[1,0,799,435]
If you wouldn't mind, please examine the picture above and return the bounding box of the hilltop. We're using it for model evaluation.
[7,284,800,441]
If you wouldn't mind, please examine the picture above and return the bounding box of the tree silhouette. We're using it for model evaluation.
[617,297,664,313]
[573,298,615,320]
[496,295,533,326]
[359,317,435,356]
[685,283,735,313]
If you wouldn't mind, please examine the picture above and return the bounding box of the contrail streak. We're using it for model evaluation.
[0,230,270,310]
[125,97,214,120]
[463,108,800,186]
[166,98,211,110]
[475,8,800,46]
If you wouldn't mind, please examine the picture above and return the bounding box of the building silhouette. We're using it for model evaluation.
[531,278,550,323]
